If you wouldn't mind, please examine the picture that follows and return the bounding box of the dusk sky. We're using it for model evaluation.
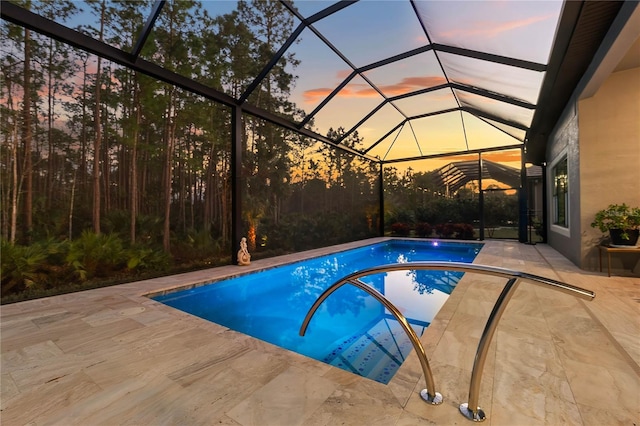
[61,0,564,170]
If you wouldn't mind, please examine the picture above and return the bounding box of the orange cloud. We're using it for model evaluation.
[452,150,521,163]
[440,14,553,39]
[303,75,448,103]
[303,88,335,103]
[414,34,428,44]
[303,83,378,103]
[377,76,448,96]
[338,85,379,98]
[402,76,447,87]
[336,69,352,80]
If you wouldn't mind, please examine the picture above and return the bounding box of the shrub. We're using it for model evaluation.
[1,240,49,294]
[452,223,475,240]
[390,222,411,236]
[414,222,433,237]
[385,209,415,228]
[66,231,126,280]
[434,223,475,240]
[434,223,455,238]
[126,245,171,272]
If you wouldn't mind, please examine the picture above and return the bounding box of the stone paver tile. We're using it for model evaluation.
[227,365,338,426]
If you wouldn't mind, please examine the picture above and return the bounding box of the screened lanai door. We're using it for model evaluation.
[482,188,519,240]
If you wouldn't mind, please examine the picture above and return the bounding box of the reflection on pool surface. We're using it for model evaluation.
[153,240,482,383]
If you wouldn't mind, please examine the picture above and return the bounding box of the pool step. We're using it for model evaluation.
[326,318,415,383]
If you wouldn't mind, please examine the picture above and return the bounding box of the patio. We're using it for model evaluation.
[1,239,638,425]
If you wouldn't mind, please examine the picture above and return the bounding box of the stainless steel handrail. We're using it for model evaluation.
[299,277,444,405]
[299,261,595,422]
[316,262,595,300]
[459,276,520,422]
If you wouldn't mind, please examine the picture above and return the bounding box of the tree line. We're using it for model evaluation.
[1,0,383,300]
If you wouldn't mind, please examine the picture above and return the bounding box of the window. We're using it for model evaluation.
[552,157,568,227]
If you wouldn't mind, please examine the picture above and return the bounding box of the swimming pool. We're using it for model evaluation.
[152,240,482,384]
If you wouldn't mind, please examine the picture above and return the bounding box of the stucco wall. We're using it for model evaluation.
[579,67,640,272]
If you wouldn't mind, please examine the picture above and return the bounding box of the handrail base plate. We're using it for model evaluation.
[419,389,443,405]
[459,403,486,422]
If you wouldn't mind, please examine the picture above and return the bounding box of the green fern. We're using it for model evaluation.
[65,231,126,280]
[1,240,48,294]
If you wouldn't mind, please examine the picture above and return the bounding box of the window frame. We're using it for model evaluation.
[549,152,570,237]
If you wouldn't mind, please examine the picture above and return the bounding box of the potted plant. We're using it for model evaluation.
[590,203,640,246]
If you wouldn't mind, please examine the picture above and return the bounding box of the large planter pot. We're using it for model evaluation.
[609,228,640,247]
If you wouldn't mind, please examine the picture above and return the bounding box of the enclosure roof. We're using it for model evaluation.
[432,160,520,194]
[2,0,631,165]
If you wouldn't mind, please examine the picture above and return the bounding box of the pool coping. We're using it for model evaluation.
[141,237,484,299]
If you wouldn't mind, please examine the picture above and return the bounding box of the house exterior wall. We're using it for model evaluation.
[578,67,640,272]
[546,66,640,273]
[546,108,582,266]
[544,1,640,274]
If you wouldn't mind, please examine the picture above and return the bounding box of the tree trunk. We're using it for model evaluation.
[204,144,214,232]
[92,1,105,235]
[10,120,19,244]
[130,81,140,244]
[21,28,33,244]
[162,88,176,252]
[80,55,88,205]
[7,79,19,244]
[93,54,102,235]
[69,167,76,240]
[221,155,230,244]
[1,74,19,243]
[46,37,54,209]
[102,65,111,213]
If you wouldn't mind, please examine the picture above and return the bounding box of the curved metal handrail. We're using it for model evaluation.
[299,261,595,422]
[299,277,443,405]
[320,262,595,300]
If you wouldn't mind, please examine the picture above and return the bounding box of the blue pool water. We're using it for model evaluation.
[153,240,482,383]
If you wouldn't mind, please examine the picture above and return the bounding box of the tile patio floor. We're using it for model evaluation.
[1,239,639,425]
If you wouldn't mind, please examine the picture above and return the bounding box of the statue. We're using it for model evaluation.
[237,237,251,266]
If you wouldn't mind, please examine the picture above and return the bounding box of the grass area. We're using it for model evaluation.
[485,226,518,239]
